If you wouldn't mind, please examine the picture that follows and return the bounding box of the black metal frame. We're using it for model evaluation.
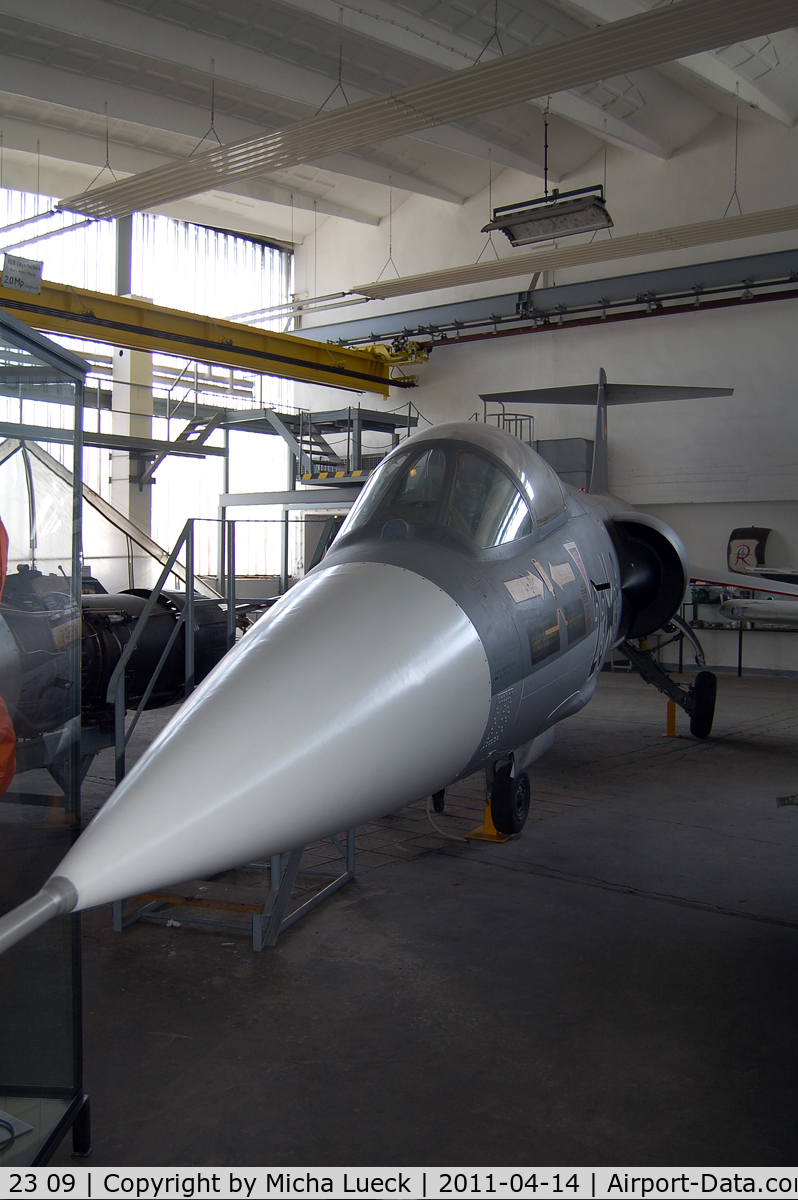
[491,184,606,221]
[0,311,90,1163]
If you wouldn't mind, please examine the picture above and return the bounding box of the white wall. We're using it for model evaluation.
[295,112,798,674]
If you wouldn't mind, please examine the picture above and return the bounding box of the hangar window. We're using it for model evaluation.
[444,452,533,548]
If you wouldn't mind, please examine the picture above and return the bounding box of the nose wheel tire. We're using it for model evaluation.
[491,768,531,835]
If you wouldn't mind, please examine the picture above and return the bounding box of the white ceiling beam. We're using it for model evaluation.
[407,125,554,178]
[0,0,547,176]
[561,0,796,125]
[311,153,465,204]
[235,0,671,160]
[673,53,796,126]
[285,0,551,71]
[0,56,452,209]
[0,0,667,178]
[0,53,255,145]
[541,91,668,158]
[290,0,671,156]
[0,0,340,112]
[0,96,380,227]
[61,0,796,219]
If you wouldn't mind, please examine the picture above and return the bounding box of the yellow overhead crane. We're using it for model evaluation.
[0,278,391,396]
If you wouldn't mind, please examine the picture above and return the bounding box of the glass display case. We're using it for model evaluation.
[0,311,89,1165]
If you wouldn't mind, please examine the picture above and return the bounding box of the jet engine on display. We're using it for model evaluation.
[0,567,229,784]
[0,372,719,953]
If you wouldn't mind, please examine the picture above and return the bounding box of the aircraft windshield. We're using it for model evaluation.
[372,447,446,523]
[522,460,566,526]
[340,447,446,535]
[338,441,537,548]
[444,451,532,548]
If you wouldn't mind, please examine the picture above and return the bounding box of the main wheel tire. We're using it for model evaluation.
[491,769,531,835]
[689,670,717,739]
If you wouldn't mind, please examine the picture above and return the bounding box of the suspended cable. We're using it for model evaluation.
[476,149,500,264]
[475,0,505,65]
[376,175,400,281]
[723,91,744,218]
[603,124,607,195]
[284,191,297,333]
[188,61,223,158]
[543,98,550,198]
[601,118,612,239]
[314,199,317,298]
[86,103,119,192]
[315,10,351,114]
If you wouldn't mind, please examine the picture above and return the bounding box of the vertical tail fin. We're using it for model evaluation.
[588,367,609,494]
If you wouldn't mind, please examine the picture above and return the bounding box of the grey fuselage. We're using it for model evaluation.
[320,421,645,783]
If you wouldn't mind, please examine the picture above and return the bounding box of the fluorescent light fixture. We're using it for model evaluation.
[482,186,613,247]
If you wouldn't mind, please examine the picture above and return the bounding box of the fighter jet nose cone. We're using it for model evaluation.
[56,561,492,911]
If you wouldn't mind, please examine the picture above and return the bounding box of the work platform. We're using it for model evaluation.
[0,387,418,488]
[222,403,417,482]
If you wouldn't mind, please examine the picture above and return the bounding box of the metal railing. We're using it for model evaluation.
[104,516,357,949]
[473,403,534,445]
[106,517,237,786]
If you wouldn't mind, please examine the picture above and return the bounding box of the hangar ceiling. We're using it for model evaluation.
[0,0,796,242]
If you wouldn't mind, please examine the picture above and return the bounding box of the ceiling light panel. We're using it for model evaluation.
[483,189,614,247]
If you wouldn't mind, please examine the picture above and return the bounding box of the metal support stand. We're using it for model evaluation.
[31,1092,91,1165]
[111,829,356,952]
[256,829,355,950]
[184,521,195,697]
[465,768,514,842]
[464,803,514,842]
[662,698,679,738]
[280,509,289,594]
[71,1095,91,1159]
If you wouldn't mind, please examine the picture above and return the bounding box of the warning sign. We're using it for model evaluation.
[2,254,43,294]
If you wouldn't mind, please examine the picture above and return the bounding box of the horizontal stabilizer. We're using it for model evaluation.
[480,384,733,406]
[719,600,798,628]
[745,566,798,583]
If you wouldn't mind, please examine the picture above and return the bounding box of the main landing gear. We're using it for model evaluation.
[619,616,717,739]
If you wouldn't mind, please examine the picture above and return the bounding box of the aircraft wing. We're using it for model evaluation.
[690,567,798,600]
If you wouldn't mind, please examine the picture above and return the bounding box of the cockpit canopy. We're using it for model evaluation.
[338,436,566,551]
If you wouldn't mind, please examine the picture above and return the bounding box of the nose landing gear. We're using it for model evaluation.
[490,763,531,835]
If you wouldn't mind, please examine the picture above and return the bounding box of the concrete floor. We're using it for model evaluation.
[50,671,798,1168]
